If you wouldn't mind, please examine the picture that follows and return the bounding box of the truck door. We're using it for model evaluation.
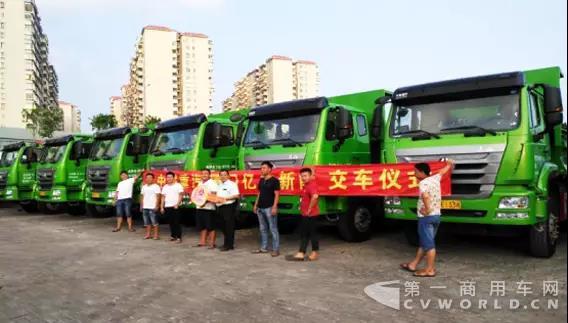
[68,141,92,187]
[528,89,548,179]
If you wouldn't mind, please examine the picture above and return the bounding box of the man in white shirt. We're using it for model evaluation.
[216,170,240,251]
[140,173,161,240]
[193,169,218,248]
[160,172,185,243]
[112,171,140,232]
[401,159,454,278]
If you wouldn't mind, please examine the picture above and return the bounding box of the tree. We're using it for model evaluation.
[22,105,64,138]
[144,115,161,127]
[90,114,117,131]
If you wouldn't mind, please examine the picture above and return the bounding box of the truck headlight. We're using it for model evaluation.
[386,208,404,215]
[385,197,401,206]
[498,197,528,209]
[108,191,115,198]
[496,212,529,219]
[6,189,13,195]
[52,190,62,197]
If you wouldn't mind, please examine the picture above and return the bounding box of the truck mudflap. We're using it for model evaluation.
[560,191,567,223]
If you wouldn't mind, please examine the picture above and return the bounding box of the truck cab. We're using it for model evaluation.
[85,127,153,216]
[0,141,43,212]
[239,90,390,241]
[379,67,566,257]
[35,134,93,215]
[146,111,247,206]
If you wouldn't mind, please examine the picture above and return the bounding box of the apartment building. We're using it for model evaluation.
[110,96,124,126]
[0,0,58,128]
[123,25,213,126]
[223,56,319,111]
[58,101,81,133]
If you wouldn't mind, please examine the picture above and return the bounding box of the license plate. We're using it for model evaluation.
[39,191,47,196]
[92,192,101,198]
[442,200,461,209]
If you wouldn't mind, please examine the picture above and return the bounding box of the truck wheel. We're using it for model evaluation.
[20,201,38,213]
[86,204,112,218]
[338,202,373,242]
[403,222,419,247]
[68,203,86,216]
[45,203,63,214]
[529,188,560,258]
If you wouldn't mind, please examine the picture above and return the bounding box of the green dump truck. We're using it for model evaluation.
[378,66,567,257]
[85,127,153,216]
[238,90,390,241]
[35,134,94,215]
[0,141,44,212]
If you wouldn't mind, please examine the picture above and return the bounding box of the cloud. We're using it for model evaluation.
[39,0,225,12]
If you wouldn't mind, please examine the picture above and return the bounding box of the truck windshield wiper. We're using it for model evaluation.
[152,149,165,156]
[271,138,303,146]
[441,126,497,136]
[101,154,113,160]
[399,130,440,139]
[166,147,184,154]
[247,140,270,148]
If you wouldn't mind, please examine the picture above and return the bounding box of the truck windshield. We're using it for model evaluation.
[41,144,67,163]
[90,138,124,160]
[0,150,18,167]
[391,93,520,136]
[243,113,320,147]
[150,127,199,154]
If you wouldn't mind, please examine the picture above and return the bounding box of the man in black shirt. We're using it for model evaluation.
[252,161,281,257]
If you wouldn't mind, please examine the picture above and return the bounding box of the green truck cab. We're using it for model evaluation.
[146,111,248,206]
[35,134,94,215]
[378,67,566,257]
[238,90,390,241]
[85,127,154,216]
[0,141,43,212]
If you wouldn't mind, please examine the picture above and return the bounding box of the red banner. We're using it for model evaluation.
[145,162,451,197]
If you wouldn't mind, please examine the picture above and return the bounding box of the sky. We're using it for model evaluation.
[37,0,567,132]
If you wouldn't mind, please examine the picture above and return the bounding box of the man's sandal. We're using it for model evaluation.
[400,263,417,273]
[413,270,436,278]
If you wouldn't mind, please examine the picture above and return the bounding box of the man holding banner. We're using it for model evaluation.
[400,159,454,278]
[193,169,218,248]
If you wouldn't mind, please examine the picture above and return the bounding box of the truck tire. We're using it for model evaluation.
[403,222,419,247]
[529,187,560,258]
[86,204,112,218]
[338,201,373,242]
[20,201,38,213]
[68,203,86,216]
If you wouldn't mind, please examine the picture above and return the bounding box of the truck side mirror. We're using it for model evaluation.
[371,96,391,140]
[236,122,245,146]
[335,107,353,140]
[543,85,564,127]
[133,135,142,155]
[71,142,83,161]
[207,123,223,148]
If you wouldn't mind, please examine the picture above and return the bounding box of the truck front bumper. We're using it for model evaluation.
[85,186,116,207]
[385,186,544,226]
[0,186,34,201]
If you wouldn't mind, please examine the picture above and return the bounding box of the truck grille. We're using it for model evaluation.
[244,153,306,170]
[87,166,110,192]
[37,169,55,190]
[0,170,7,190]
[396,144,505,199]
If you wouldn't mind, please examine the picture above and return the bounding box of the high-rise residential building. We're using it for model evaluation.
[222,56,319,111]
[58,101,81,133]
[123,25,214,126]
[0,0,58,128]
[110,96,124,126]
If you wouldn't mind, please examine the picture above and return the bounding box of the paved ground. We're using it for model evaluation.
[0,205,566,323]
